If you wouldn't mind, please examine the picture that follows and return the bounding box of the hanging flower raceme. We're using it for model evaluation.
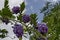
[12,24,23,38]
[22,14,30,23]
[37,23,48,34]
[12,6,20,14]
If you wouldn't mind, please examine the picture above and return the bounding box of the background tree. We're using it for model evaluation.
[41,1,60,40]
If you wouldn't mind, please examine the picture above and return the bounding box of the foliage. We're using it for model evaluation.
[0,0,15,19]
[30,14,37,27]
[20,2,25,13]
[0,29,8,38]
[0,0,60,40]
[41,1,60,40]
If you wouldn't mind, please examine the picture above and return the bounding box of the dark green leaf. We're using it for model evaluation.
[0,6,15,19]
[20,2,25,13]
[17,14,22,22]
[4,0,8,7]
[30,14,38,27]
[1,29,8,34]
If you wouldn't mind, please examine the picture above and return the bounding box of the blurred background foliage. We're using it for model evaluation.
[41,1,60,40]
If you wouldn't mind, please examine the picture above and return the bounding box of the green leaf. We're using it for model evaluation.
[20,2,25,13]
[0,6,15,19]
[4,0,8,7]
[1,29,8,34]
[0,34,5,38]
[0,29,8,38]
[17,14,22,22]
[0,0,15,19]
[30,14,38,27]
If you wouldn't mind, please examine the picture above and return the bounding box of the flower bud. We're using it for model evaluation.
[12,6,20,14]
[22,14,30,23]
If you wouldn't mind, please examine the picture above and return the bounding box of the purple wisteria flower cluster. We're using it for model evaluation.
[37,23,48,34]
[12,24,23,38]
[12,6,20,14]
[12,6,31,38]
[22,14,30,23]
[12,6,48,40]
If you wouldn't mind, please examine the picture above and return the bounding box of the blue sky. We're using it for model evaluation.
[24,0,60,23]
[25,0,45,14]
[25,0,46,23]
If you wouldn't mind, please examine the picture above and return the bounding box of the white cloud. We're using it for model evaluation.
[0,0,4,10]
[9,0,24,9]
[0,0,24,10]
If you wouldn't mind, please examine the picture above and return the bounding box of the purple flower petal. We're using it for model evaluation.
[13,24,23,38]
[12,6,20,14]
[22,14,30,23]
